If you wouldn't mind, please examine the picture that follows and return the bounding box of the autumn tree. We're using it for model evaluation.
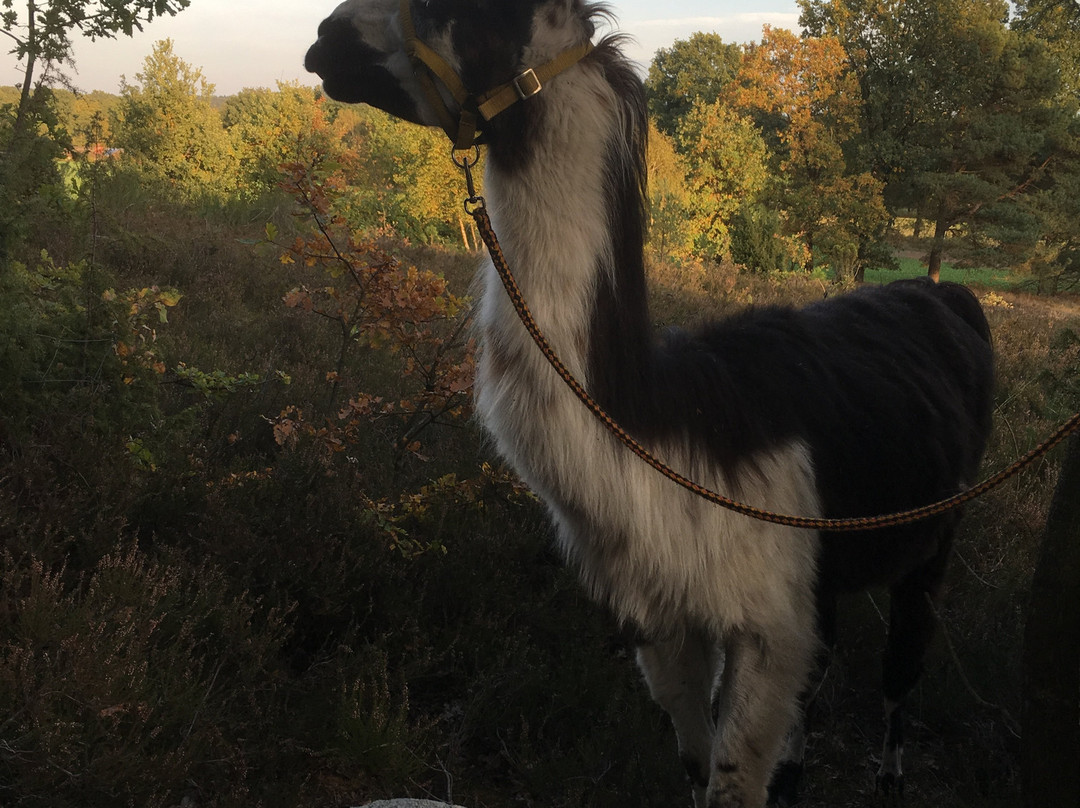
[111,39,235,201]
[272,156,475,512]
[673,100,769,262]
[801,0,1067,280]
[1,0,188,146]
[727,26,888,278]
[646,32,742,138]
[223,83,360,199]
[645,120,694,264]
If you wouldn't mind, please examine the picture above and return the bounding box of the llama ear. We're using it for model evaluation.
[542,0,595,38]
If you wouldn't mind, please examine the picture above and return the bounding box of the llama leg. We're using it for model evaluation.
[709,626,817,808]
[636,632,720,808]
[768,593,836,807]
[877,542,951,798]
[767,708,809,808]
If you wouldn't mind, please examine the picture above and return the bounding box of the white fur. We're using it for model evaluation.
[469,15,822,806]
[323,3,826,804]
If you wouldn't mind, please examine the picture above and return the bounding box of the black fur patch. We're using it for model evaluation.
[306,17,422,122]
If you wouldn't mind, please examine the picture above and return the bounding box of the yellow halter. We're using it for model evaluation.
[399,0,594,149]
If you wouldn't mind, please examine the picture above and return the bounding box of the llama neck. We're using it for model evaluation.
[477,47,652,423]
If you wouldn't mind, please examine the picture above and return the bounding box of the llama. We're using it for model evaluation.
[305,2,995,805]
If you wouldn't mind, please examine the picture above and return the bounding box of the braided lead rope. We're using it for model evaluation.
[465,194,1080,531]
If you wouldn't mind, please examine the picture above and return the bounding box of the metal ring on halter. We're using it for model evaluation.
[453,145,484,212]
[451,144,480,169]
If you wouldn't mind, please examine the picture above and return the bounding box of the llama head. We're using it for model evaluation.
[305,0,598,144]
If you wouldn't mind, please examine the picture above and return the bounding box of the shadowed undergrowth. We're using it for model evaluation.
[1,175,1078,808]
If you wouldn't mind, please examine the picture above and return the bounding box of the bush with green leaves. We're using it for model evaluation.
[729,203,793,274]
[0,250,178,449]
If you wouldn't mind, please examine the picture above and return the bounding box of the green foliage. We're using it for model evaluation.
[729,203,794,273]
[0,250,174,445]
[674,101,769,261]
[347,106,478,246]
[222,83,359,201]
[174,363,290,400]
[111,39,235,201]
[0,84,69,257]
[645,32,742,138]
[1012,0,1080,105]
[801,0,1074,278]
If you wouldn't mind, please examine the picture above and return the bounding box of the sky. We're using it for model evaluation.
[3,0,801,96]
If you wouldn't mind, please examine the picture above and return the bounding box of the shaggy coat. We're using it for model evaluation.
[305,2,995,805]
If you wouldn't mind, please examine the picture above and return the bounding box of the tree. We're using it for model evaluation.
[801,0,1067,281]
[111,39,235,201]
[1013,0,1080,105]
[223,83,359,199]
[1,0,188,147]
[1012,0,1080,289]
[727,26,888,278]
[645,120,694,264]
[350,106,479,247]
[0,80,67,257]
[646,32,742,139]
[674,100,769,262]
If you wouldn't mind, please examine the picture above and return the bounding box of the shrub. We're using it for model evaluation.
[729,203,793,273]
[0,543,291,808]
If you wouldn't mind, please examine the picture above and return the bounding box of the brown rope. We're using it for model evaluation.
[467,198,1080,532]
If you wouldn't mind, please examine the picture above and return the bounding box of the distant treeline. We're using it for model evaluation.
[4,0,1080,282]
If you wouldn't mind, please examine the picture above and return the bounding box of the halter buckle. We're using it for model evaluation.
[513,69,542,100]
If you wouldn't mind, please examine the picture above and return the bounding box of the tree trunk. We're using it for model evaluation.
[927,211,948,283]
[1022,433,1080,808]
[458,215,469,251]
[9,0,38,150]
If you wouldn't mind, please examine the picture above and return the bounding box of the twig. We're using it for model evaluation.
[865,591,887,626]
[954,549,1000,589]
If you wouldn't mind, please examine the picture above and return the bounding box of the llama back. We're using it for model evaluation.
[658,277,994,589]
[804,278,994,589]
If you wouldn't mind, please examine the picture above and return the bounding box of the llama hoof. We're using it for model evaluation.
[766,760,803,806]
[875,771,904,804]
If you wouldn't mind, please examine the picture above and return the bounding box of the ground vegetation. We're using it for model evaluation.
[0,20,1078,807]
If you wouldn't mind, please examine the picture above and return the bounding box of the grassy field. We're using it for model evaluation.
[865,256,1018,288]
